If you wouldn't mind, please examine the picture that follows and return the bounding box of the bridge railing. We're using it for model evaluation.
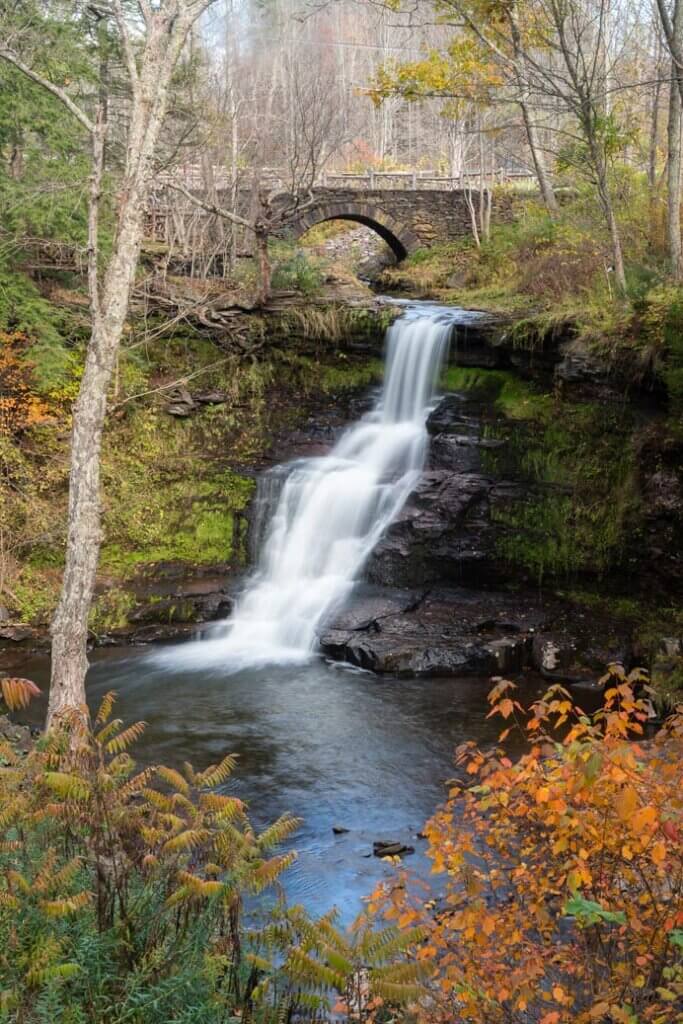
[319,169,538,190]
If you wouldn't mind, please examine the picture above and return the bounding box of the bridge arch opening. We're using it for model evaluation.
[300,214,407,260]
[288,201,419,261]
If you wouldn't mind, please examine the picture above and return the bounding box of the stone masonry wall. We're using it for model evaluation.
[277,188,514,255]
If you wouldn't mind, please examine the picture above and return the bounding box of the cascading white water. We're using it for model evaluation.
[159,304,454,671]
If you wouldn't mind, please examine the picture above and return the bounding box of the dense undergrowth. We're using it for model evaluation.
[0,268,385,629]
[371,670,683,1023]
[0,680,426,1023]
[0,671,680,1023]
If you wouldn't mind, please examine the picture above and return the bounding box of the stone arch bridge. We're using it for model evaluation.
[272,187,490,257]
[146,179,514,259]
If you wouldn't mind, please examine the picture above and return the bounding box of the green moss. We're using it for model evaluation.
[100,468,254,574]
[89,587,136,634]
[443,365,640,581]
[493,404,639,581]
[442,366,554,420]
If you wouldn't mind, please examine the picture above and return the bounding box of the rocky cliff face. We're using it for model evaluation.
[317,315,682,683]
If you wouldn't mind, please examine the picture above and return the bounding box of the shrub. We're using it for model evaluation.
[0,333,51,435]
[271,247,324,295]
[0,691,306,1022]
[0,691,426,1022]
[371,669,683,1023]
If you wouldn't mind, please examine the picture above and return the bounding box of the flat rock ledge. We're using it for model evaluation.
[317,586,632,681]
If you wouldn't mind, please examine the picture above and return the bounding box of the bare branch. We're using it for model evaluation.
[166,180,255,232]
[112,0,139,89]
[0,47,95,134]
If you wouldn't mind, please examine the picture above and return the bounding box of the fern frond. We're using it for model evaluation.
[249,852,297,893]
[33,850,58,892]
[141,827,166,846]
[195,753,238,789]
[7,870,31,894]
[119,767,156,799]
[158,812,186,832]
[161,828,210,854]
[48,857,82,893]
[143,788,175,813]
[361,925,426,964]
[166,873,224,906]
[0,677,41,711]
[256,813,301,851]
[285,948,345,992]
[244,952,273,972]
[323,947,354,978]
[94,718,123,745]
[0,798,22,829]
[200,793,245,821]
[370,978,424,1003]
[41,890,91,917]
[95,691,117,725]
[156,765,190,795]
[0,891,19,909]
[372,959,431,985]
[43,772,91,801]
[170,791,199,818]
[105,721,146,754]
[26,962,81,987]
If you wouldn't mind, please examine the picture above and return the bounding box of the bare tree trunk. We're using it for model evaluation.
[255,227,271,305]
[520,100,559,215]
[48,12,201,724]
[668,58,683,281]
[507,7,559,216]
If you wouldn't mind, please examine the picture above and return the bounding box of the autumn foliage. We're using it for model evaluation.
[0,331,50,435]
[372,668,683,1023]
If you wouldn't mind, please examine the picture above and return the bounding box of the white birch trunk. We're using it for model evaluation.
[48,8,206,724]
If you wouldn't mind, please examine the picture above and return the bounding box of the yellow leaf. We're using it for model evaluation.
[616,785,638,821]
[651,841,667,866]
[631,806,657,834]
[536,787,550,804]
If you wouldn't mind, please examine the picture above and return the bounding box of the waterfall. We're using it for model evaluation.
[158,304,454,671]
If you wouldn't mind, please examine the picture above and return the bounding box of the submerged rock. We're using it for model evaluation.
[373,841,415,858]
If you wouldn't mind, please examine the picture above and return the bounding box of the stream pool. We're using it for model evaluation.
[20,647,542,920]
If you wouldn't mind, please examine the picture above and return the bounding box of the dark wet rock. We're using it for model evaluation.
[321,587,544,678]
[0,714,34,755]
[426,395,474,436]
[323,588,424,633]
[332,826,350,835]
[195,389,228,405]
[554,344,611,388]
[530,629,633,685]
[365,472,502,588]
[320,585,635,681]
[373,841,415,858]
[0,624,39,645]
